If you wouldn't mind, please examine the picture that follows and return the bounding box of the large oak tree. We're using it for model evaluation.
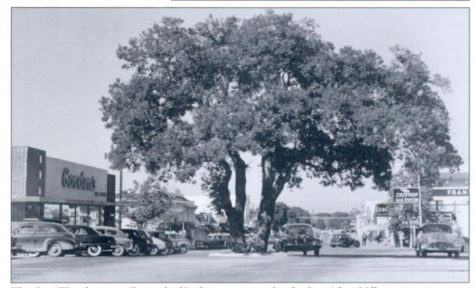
[101,11,461,253]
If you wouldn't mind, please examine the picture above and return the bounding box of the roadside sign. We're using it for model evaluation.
[393,188,419,203]
[432,188,469,197]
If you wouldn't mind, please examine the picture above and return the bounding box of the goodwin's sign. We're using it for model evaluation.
[393,188,419,203]
[61,168,97,192]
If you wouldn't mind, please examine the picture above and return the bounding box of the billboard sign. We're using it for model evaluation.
[45,157,108,203]
[432,188,469,197]
[375,203,389,217]
[393,188,419,203]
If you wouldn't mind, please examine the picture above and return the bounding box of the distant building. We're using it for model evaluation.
[355,201,391,242]
[167,191,198,224]
[121,189,198,229]
[431,172,469,237]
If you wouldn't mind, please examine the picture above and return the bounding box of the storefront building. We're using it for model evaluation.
[12,146,116,226]
[431,172,469,237]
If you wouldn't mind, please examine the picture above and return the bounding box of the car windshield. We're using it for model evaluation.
[284,225,313,236]
[422,224,452,234]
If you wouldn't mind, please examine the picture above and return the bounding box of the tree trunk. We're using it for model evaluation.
[207,156,248,253]
[227,209,247,252]
[228,152,248,253]
[254,156,288,253]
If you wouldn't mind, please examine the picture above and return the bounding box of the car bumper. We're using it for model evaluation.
[284,244,321,251]
[421,243,461,253]
[422,247,460,253]
[77,243,117,251]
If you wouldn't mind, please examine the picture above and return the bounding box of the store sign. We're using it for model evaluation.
[375,203,389,217]
[393,188,419,203]
[432,188,469,197]
[61,168,97,191]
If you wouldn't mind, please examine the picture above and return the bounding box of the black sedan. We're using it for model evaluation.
[329,233,360,248]
[280,223,322,256]
[121,228,157,256]
[66,225,117,257]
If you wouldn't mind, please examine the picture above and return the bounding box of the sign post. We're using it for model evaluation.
[417,173,423,226]
[409,218,418,248]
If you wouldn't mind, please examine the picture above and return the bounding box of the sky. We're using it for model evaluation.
[11,8,469,214]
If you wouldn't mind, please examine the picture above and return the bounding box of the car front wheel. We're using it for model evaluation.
[112,245,125,257]
[179,244,188,254]
[149,245,159,256]
[87,245,102,257]
[128,244,140,256]
[47,243,63,257]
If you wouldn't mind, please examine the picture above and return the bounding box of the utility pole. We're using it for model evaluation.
[417,172,423,226]
[118,169,123,229]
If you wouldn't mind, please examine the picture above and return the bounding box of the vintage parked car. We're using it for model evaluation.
[121,228,157,256]
[143,230,169,255]
[148,231,175,255]
[329,233,361,248]
[12,221,77,257]
[94,226,134,256]
[167,233,193,253]
[415,223,463,258]
[66,225,117,257]
[195,233,230,250]
[280,223,322,256]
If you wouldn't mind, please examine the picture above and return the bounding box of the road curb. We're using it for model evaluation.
[208,252,281,257]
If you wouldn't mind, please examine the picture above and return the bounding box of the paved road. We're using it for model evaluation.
[12,247,469,283]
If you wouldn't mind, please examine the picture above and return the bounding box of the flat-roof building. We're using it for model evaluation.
[12,146,116,226]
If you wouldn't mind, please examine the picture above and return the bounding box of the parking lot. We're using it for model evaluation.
[12,246,469,283]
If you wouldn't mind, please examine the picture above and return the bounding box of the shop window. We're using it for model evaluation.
[44,204,60,220]
[89,206,102,226]
[77,205,89,225]
[25,203,41,219]
[62,205,76,225]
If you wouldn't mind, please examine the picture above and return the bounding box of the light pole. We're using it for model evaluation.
[417,172,423,226]
[118,169,123,229]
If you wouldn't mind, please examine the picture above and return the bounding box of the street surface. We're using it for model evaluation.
[12,246,468,283]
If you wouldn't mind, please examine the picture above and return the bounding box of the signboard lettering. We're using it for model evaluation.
[375,203,389,216]
[432,188,469,197]
[393,188,419,203]
[61,168,97,192]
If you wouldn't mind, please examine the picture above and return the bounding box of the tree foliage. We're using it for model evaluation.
[122,177,172,229]
[101,11,462,252]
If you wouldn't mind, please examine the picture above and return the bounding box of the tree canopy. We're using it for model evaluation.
[101,11,461,252]
[122,177,172,229]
